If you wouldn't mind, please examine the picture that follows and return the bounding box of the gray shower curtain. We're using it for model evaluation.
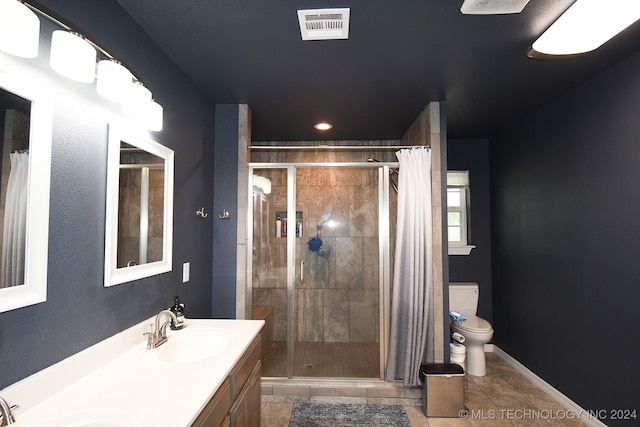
[385,147,433,386]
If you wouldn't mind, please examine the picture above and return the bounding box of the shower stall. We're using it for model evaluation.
[248,147,399,379]
[117,144,165,268]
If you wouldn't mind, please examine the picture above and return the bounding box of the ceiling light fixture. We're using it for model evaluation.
[314,122,333,131]
[460,0,530,15]
[530,0,640,56]
[0,0,40,58]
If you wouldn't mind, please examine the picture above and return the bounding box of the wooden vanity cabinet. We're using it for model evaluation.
[192,377,231,427]
[230,361,261,427]
[192,333,262,427]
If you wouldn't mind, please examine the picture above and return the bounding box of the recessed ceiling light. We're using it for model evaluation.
[314,122,333,131]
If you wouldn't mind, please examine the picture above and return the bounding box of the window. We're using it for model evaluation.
[447,171,475,255]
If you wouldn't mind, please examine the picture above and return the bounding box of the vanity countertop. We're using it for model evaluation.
[2,318,264,426]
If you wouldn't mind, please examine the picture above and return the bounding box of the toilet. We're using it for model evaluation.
[449,282,493,376]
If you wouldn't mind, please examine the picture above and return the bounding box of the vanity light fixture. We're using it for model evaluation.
[122,80,152,111]
[122,81,163,131]
[143,100,164,132]
[49,30,97,83]
[314,122,333,131]
[97,59,132,103]
[2,0,165,131]
[0,0,40,58]
[530,0,640,56]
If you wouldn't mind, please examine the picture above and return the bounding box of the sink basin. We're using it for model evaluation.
[156,328,232,363]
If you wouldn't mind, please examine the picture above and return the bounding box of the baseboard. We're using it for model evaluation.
[486,345,607,427]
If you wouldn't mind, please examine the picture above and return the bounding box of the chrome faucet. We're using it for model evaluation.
[0,396,15,426]
[143,310,178,349]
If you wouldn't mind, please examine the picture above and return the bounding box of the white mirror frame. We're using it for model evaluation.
[0,69,52,313]
[104,124,174,286]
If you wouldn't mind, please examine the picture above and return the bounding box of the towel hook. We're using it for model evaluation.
[218,209,230,220]
[196,207,208,218]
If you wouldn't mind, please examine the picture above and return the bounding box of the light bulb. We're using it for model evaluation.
[50,31,96,83]
[97,59,132,102]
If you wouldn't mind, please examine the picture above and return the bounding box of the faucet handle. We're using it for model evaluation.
[143,331,155,349]
[143,324,155,349]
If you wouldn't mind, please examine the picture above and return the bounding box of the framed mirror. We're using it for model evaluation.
[104,125,174,286]
[0,69,52,313]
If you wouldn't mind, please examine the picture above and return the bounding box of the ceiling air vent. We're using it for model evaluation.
[297,8,350,41]
[460,0,530,15]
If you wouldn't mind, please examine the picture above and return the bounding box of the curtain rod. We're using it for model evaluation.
[248,145,429,151]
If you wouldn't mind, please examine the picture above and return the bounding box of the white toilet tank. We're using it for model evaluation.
[449,282,479,317]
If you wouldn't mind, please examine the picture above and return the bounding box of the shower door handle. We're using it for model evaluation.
[300,260,304,282]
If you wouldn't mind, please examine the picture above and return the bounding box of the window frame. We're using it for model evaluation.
[446,171,475,255]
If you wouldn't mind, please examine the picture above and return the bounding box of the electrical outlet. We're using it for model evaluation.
[183,262,190,283]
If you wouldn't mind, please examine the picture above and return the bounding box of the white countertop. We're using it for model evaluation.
[1,318,264,426]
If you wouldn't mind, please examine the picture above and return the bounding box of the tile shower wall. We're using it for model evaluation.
[116,151,165,268]
[251,145,398,344]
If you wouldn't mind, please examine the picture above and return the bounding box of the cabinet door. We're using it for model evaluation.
[247,361,262,427]
[229,380,250,427]
[230,361,262,427]
[191,378,231,427]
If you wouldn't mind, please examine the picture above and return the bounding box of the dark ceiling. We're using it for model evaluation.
[115,0,640,142]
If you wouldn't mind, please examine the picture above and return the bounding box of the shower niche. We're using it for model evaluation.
[274,210,303,239]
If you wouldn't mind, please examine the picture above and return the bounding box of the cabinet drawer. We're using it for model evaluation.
[230,334,261,402]
[191,376,231,427]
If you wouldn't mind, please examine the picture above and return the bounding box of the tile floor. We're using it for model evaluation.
[261,352,591,426]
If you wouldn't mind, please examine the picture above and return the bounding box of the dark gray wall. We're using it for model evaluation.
[490,49,640,422]
[0,0,215,388]
[211,105,240,319]
[448,139,492,324]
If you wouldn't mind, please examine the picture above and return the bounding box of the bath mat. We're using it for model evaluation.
[289,402,410,426]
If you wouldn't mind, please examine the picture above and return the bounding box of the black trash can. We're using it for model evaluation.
[419,363,465,417]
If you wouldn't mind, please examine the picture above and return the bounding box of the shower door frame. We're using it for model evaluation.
[247,162,397,380]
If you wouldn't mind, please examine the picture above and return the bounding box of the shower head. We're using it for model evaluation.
[367,158,398,192]
[368,157,398,173]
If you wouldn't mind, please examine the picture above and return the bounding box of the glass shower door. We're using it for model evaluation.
[250,164,391,379]
[293,166,381,378]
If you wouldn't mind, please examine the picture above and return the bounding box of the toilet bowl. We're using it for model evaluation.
[450,316,493,376]
[449,283,494,376]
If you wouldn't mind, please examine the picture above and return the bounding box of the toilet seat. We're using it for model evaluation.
[452,315,492,333]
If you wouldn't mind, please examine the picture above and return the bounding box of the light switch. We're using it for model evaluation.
[183,262,190,283]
